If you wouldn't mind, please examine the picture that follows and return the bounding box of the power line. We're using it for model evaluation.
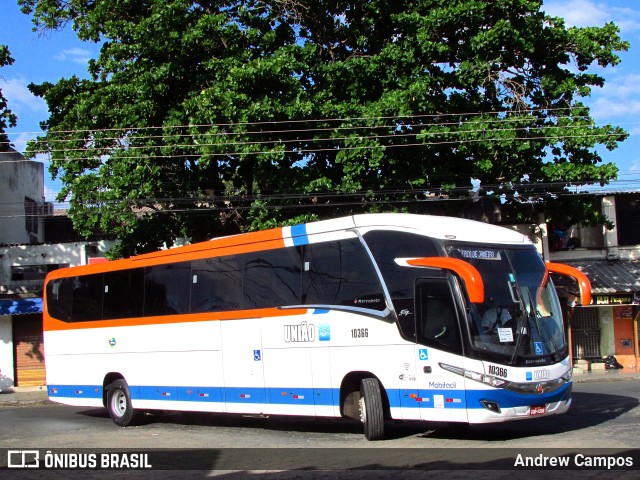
[0,131,627,165]
[33,122,616,156]
[3,180,639,220]
[4,106,620,151]
[21,112,599,146]
[3,106,598,138]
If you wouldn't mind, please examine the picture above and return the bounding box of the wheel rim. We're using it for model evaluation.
[359,395,367,424]
[111,389,127,417]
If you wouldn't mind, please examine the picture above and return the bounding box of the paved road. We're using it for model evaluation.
[1,378,639,479]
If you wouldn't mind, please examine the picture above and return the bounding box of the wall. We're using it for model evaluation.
[550,195,640,262]
[594,306,636,369]
[599,307,615,357]
[0,241,115,296]
[613,306,636,369]
[0,149,45,245]
[0,317,14,391]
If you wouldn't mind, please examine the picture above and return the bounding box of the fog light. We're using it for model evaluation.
[480,400,501,413]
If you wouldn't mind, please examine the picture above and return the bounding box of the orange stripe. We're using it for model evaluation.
[44,227,287,282]
[43,307,308,332]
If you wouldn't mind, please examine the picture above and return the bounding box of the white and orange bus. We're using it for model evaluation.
[43,213,590,440]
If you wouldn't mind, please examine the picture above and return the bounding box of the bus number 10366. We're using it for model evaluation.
[351,328,369,339]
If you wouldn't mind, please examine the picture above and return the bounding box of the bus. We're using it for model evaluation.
[43,213,590,440]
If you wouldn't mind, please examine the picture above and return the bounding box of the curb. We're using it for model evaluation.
[9,385,48,393]
[573,373,640,383]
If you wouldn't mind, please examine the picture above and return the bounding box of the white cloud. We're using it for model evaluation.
[591,96,640,120]
[544,0,609,27]
[0,76,47,113]
[597,73,640,97]
[543,0,640,32]
[590,73,640,120]
[7,131,37,154]
[54,47,92,65]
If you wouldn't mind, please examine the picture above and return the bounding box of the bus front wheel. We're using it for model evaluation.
[359,378,385,440]
[107,379,142,427]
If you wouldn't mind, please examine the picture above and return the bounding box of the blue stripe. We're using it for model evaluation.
[268,387,310,405]
[290,224,309,246]
[48,385,102,399]
[47,383,571,410]
[224,387,268,404]
[178,387,224,403]
[394,389,466,409]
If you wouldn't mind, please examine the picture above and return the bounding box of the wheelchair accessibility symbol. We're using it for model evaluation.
[419,349,429,361]
[534,342,543,355]
[253,350,261,361]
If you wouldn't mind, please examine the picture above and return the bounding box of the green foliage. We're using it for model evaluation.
[0,44,17,150]
[19,0,629,256]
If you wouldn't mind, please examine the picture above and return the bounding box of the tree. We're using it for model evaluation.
[0,44,17,151]
[20,0,628,256]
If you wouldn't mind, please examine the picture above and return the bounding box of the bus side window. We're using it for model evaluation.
[191,255,243,313]
[415,278,462,354]
[302,239,385,310]
[46,278,73,322]
[71,273,104,321]
[103,269,144,320]
[243,247,302,309]
[144,262,191,317]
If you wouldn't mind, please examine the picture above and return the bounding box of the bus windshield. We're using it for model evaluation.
[446,244,566,363]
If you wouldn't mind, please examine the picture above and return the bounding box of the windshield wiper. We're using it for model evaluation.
[507,275,527,366]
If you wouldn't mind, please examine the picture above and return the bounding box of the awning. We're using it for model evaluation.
[562,260,640,296]
[0,298,43,316]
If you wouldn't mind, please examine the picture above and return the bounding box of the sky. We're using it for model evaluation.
[1,0,640,206]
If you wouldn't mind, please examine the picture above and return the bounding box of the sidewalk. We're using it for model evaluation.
[0,384,50,407]
[1,368,638,407]
[572,366,640,383]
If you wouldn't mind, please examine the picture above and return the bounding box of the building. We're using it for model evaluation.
[0,148,50,245]
[549,194,640,371]
[0,148,112,390]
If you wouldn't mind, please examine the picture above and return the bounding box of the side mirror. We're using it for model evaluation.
[397,257,485,304]
[546,262,592,306]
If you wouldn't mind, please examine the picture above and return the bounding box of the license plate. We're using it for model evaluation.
[530,405,546,415]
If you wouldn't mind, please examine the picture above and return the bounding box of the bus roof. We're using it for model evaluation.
[45,213,530,280]
[351,213,529,244]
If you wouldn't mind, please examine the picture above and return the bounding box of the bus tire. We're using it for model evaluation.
[359,378,385,440]
[107,379,141,427]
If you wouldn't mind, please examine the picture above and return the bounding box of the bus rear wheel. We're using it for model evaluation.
[359,378,385,440]
[107,379,142,427]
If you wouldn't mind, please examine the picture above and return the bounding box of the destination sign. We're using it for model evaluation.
[457,249,501,260]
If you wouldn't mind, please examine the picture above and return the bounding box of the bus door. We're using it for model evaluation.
[221,319,267,414]
[413,276,469,423]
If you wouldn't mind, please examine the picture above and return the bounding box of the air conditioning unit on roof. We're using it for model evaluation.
[38,202,54,215]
